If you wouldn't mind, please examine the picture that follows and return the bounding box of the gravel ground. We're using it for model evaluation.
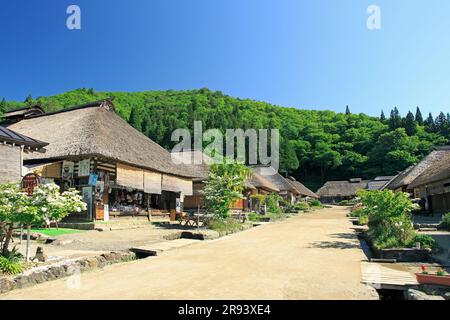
[2,206,378,300]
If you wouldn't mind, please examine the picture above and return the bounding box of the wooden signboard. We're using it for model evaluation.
[21,173,41,196]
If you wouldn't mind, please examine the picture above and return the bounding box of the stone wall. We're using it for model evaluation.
[0,144,22,184]
[0,251,136,294]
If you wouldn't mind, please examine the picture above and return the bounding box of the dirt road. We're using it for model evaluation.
[1,206,378,300]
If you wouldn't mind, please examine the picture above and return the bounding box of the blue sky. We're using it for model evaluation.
[1,0,449,117]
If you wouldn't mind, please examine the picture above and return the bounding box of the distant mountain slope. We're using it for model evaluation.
[2,88,448,190]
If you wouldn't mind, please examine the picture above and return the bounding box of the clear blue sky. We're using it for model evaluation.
[1,0,449,117]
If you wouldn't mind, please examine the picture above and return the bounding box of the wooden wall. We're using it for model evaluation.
[0,144,22,183]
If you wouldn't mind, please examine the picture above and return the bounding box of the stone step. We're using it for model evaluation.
[131,239,201,256]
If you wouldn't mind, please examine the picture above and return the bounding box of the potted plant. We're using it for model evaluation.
[416,266,450,286]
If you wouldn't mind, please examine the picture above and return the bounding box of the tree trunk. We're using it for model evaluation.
[1,225,14,256]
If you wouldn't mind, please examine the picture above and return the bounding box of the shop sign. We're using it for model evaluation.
[21,173,41,196]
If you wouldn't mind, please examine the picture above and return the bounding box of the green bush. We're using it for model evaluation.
[309,199,323,207]
[358,215,369,225]
[408,234,438,250]
[441,213,450,231]
[247,212,262,222]
[0,256,23,275]
[206,218,244,235]
[357,190,419,249]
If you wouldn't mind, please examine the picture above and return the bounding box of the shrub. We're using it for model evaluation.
[357,190,418,249]
[358,215,369,225]
[247,212,262,222]
[408,234,438,250]
[0,256,23,275]
[309,199,323,207]
[441,213,450,231]
[205,218,244,235]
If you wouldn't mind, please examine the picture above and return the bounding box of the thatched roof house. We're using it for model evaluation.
[367,176,395,190]
[408,146,450,189]
[0,125,48,183]
[248,170,280,193]
[404,146,450,213]
[8,100,191,178]
[251,166,300,204]
[286,178,319,199]
[1,105,45,124]
[316,178,368,203]
[7,100,194,220]
[383,148,450,192]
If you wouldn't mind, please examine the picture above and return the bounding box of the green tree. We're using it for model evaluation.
[403,111,417,136]
[24,94,34,106]
[204,161,251,219]
[380,110,386,123]
[388,107,402,130]
[345,105,351,115]
[424,112,436,132]
[415,106,424,126]
[0,97,8,114]
[128,106,141,129]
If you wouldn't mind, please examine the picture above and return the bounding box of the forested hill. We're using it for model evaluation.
[1,88,449,190]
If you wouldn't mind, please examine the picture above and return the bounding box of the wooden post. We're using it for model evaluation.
[25,225,31,262]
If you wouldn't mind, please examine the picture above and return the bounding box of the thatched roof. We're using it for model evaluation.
[1,105,45,124]
[367,176,395,190]
[171,150,211,181]
[384,147,450,190]
[251,166,300,194]
[249,170,280,192]
[7,100,193,178]
[287,179,319,198]
[317,179,368,197]
[0,125,48,150]
[408,146,450,188]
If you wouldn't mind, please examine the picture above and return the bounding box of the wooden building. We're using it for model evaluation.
[316,178,368,204]
[251,166,301,205]
[286,177,319,200]
[383,149,448,194]
[0,125,48,183]
[407,146,450,214]
[7,100,193,221]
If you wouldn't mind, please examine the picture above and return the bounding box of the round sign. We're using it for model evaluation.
[21,173,41,196]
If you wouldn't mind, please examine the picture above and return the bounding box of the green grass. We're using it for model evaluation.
[30,228,84,237]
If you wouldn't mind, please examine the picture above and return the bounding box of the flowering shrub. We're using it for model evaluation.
[357,190,425,249]
[0,182,86,256]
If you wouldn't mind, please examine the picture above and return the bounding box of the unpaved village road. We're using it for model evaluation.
[1,207,378,300]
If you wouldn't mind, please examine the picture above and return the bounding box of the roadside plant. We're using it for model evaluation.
[0,255,23,275]
[441,212,450,231]
[204,161,250,220]
[357,190,420,249]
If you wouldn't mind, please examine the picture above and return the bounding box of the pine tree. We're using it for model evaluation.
[403,111,417,136]
[389,107,402,130]
[128,106,141,129]
[415,106,424,126]
[380,110,386,123]
[24,94,33,106]
[345,105,351,115]
[435,112,447,132]
[141,116,150,135]
[424,112,436,132]
[0,97,8,114]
